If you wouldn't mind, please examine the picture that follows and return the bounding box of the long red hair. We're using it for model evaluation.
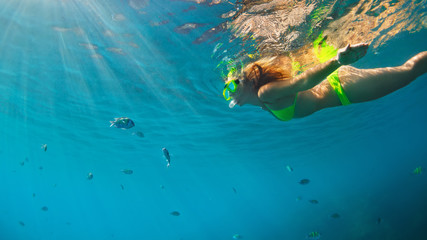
[243,56,293,91]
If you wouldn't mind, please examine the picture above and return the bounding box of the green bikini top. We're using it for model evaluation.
[265,94,298,121]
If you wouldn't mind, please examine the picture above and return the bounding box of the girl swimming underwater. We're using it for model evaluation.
[223,43,427,121]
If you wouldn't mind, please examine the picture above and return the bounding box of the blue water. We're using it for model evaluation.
[1,0,426,239]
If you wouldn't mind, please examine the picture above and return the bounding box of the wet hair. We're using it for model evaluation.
[242,56,292,91]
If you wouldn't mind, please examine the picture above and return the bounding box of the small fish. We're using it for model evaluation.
[39,166,43,170]
[87,172,93,180]
[132,131,144,138]
[160,185,165,189]
[413,166,423,175]
[32,193,36,198]
[20,162,25,166]
[330,213,340,219]
[299,179,310,185]
[162,148,171,167]
[309,199,319,204]
[232,187,237,193]
[286,165,293,172]
[121,169,133,175]
[18,221,25,227]
[307,231,321,240]
[170,211,180,216]
[377,217,382,224]
[41,206,48,211]
[109,117,135,129]
[120,184,124,190]
[232,234,241,239]
[41,144,47,152]
[296,196,302,201]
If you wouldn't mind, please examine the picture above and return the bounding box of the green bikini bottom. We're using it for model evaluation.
[327,69,351,106]
[268,70,351,121]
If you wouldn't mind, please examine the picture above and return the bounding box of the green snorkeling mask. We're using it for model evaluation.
[223,79,240,101]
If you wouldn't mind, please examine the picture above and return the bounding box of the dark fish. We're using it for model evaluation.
[120,184,124,190]
[330,213,340,219]
[121,169,133,175]
[307,231,321,240]
[20,162,25,166]
[232,187,237,193]
[41,144,47,152]
[18,221,25,226]
[110,117,135,129]
[413,166,422,175]
[162,148,171,167]
[41,206,48,211]
[377,217,382,224]
[87,172,93,180]
[32,193,36,198]
[309,199,319,204]
[299,179,310,185]
[170,211,180,216]
[133,131,144,138]
[39,166,43,170]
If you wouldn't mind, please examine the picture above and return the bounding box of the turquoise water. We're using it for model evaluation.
[1,0,426,239]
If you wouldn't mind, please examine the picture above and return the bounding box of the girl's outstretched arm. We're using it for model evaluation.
[259,43,369,102]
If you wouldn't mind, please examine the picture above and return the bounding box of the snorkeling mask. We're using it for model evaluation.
[223,79,240,108]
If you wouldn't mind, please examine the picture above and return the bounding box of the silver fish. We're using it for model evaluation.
[121,169,133,175]
[110,117,135,129]
[162,147,170,167]
[87,172,93,180]
[299,179,310,185]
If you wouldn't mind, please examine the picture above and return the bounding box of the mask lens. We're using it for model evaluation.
[223,79,240,101]
[223,87,231,101]
[227,80,237,92]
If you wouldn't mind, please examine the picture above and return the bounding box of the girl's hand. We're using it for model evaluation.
[337,43,369,65]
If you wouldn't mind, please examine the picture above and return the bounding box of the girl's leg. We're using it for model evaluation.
[340,51,427,103]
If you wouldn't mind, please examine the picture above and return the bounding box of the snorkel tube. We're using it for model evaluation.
[222,60,244,108]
